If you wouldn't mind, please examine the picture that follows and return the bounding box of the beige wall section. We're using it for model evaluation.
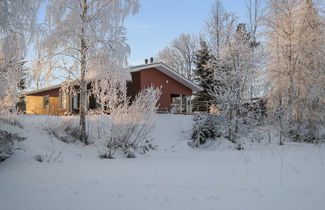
[26,88,69,115]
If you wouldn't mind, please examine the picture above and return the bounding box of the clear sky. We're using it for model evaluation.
[125,0,247,65]
[28,0,248,65]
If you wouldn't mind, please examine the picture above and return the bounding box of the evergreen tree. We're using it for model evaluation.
[235,23,260,49]
[193,40,215,103]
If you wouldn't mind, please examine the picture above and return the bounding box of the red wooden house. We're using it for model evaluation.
[25,62,202,115]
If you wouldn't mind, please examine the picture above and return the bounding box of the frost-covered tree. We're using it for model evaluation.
[28,40,57,90]
[157,33,198,80]
[205,0,238,56]
[0,0,42,113]
[209,23,260,148]
[41,0,140,144]
[245,0,266,99]
[246,0,264,37]
[265,0,325,143]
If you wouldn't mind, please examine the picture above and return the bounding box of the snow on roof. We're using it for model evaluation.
[130,62,203,92]
[25,84,62,95]
[24,62,203,95]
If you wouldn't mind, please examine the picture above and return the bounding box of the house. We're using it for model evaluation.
[24,62,203,115]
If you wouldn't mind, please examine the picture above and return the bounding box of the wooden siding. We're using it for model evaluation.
[26,88,69,115]
[139,67,192,111]
[26,67,195,115]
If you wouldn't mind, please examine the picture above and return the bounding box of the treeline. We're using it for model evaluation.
[157,0,325,147]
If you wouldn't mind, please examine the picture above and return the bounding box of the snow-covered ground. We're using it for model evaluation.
[1,114,325,210]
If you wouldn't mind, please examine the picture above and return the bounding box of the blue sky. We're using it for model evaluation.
[28,0,248,65]
[125,0,247,65]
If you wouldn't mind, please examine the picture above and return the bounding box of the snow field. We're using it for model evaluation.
[0,114,324,210]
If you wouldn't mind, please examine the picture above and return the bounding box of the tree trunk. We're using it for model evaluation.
[279,118,283,145]
[79,0,88,144]
[79,80,87,144]
[279,96,284,146]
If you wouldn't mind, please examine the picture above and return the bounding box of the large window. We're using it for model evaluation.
[59,92,67,110]
[43,95,50,110]
[73,93,79,110]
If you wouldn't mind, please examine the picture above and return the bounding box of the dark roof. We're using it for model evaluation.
[25,84,62,95]
[24,62,203,95]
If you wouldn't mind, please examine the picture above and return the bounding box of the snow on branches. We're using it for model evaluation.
[157,33,199,80]
[41,0,140,143]
[265,0,325,143]
[207,23,262,148]
[0,0,42,113]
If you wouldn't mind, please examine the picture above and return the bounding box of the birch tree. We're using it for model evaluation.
[265,0,325,142]
[205,0,238,56]
[246,0,266,99]
[41,0,140,144]
[28,39,57,90]
[0,0,42,113]
[246,0,264,37]
[157,33,198,80]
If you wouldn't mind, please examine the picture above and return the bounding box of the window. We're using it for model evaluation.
[43,95,50,110]
[59,92,67,110]
[73,93,79,110]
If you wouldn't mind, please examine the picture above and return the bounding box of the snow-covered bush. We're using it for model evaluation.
[189,113,223,147]
[0,116,26,161]
[42,116,81,144]
[0,130,26,162]
[105,86,161,158]
[286,121,323,143]
[89,62,161,158]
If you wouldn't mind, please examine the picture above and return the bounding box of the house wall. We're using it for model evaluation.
[139,67,192,111]
[26,67,194,115]
[26,88,69,115]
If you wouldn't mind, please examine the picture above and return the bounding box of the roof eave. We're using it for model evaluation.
[24,84,62,95]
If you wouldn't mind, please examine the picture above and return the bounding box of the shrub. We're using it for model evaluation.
[0,130,26,162]
[189,113,223,147]
[104,86,161,158]
[286,122,320,143]
[43,116,82,144]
